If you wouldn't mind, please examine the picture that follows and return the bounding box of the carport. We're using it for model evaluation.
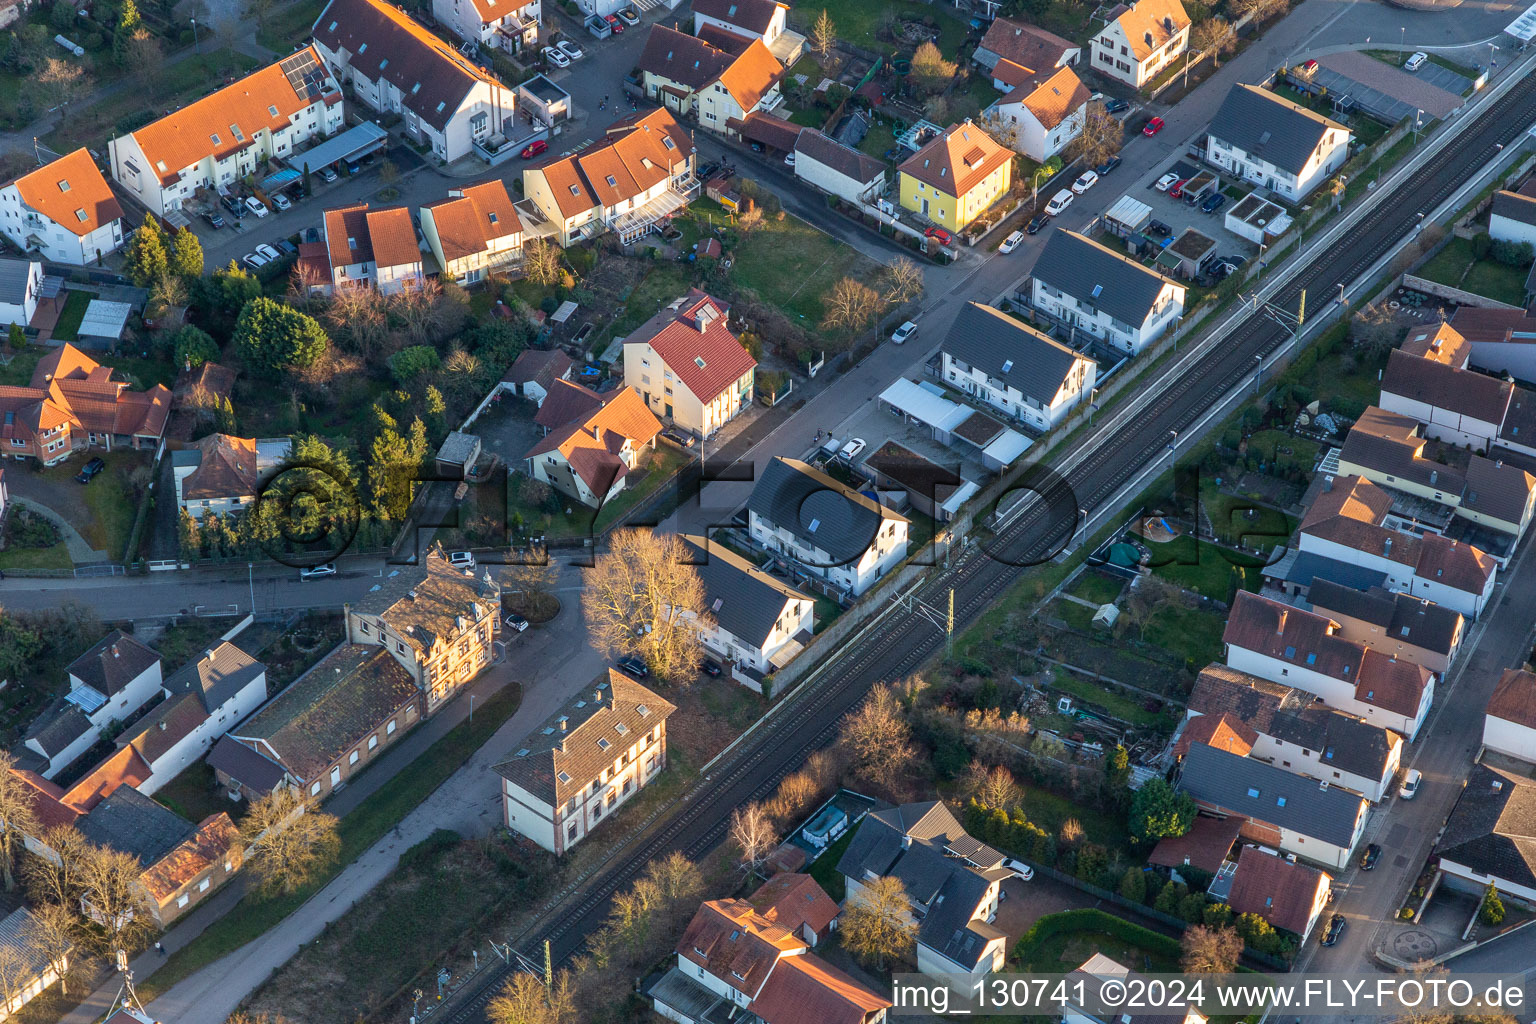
[290,121,390,175]
[1308,51,1465,123]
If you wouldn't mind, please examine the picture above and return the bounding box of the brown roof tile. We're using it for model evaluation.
[68,630,161,698]
[1450,306,1536,346]
[1462,455,1536,526]
[1402,321,1472,365]
[691,0,787,35]
[1147,814,1242,872]
[1381,348,1513,424]
[349,546,499,659]
[6,148,122,238]
[676,899,803,997]
[504,348,573,389]
[324,203,373,268]
[747,873,839,938]
[1225,849,1330,935]
[364,206,420,269]
[1488,668,1536,730]
[182,433,259,500]
[899,122,1012,198]
[979,18,1078,75]
[139,812,240,902]
[1173,712,1257,757]
[748,952,890,1024]
[793,129,887,185]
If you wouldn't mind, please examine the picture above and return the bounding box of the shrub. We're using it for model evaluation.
[1480,882,1505,926]
[1470,232,1492,260]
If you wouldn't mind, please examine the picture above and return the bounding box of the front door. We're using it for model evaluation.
[330,765,342,788]
[665,403,673,418]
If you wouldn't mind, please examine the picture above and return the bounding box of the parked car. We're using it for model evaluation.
[319,166,339,183]
[241,251,271,270]
[604,13,624,31]
[221,193,246,218]
[1104,97,1130,114]
[203,210,226,229]
[924,225,953,246]
[74,456,105,484]
[543,46,571,68]
[504,613,530,632]
[1155,172,1180,191]
[1200,192,1226,213]
[1143,116,1165,136]
[304,226,320,243]
[1044,189,1073,216]
[521,139,549,160]
[275,239,298,256]
[448,550,476,569]
[1301,58,1319,72]
[1404,51,1428,71]
[586,13,611,37]
[1146,219,1172,236]
[616,656,650,679]
[556,38,584,59]
[1026,213,1049,234]
[254,243,281,262]
[1071,170,1099,194]
[1003,858,1034,881]
[1399,768,1422,799]
[271,192,292,212]
[891,320,917,344]
[699,658,722,677]
[1168,179,1188,199]
[617,6,640,24]
[660,427,696,448]
[299,563,337,579]
[245,195,269,218]
[1359,843,1382,870]
[1219,253,1248,268]
[840,437,866,460]
[1320,913,1346,946]
[999,229,1025,253]
[1094,155,1121,175]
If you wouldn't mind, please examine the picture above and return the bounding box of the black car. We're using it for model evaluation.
[221,193,246,219]
[1220,254,1248,268]
[1359,843,1382,870]
[304,226,320,244]
[1026,214,1049,235]
[660,427,696,449]
[699,658,722,677]
[1146,219,1172,237]
[1094,156,1122,176]
[616,656,650,679]
[1104,97,1131,114]
[1320,913,1346,946]
[75,457,105,484]
[204,210,226,229]
[1200,192,1226,214]
[275,239,298,256]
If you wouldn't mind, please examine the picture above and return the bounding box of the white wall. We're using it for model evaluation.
[692,5,785,44]
[1378,391,1502,451]
[1247,731,1398,803]
[794,155,884,205]
[1225,644,1432,739]
[0,188,123,266]
[748,509,908,596]
[29,727,100,782]
[1489,213,1536,249]
[137,673,268,795]
[1440,858,1536,905]
[1483,715,1536,763]
[75,661,164,731]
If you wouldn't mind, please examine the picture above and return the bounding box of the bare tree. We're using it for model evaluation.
[125,30,164,92]
[0,753,38,890]
[1059,818,1085,847]
[325,285,388,356]
[488,972,564,1024]
[582,529,707,682]
[881,256,924,309]
[963,761,1020,809]
[76,844,154,953]
[821,277,880,334]
[641,850,703,912]
[1231,0,1288,22]
[242,787,340,896]
[737,204,765,233]
[28,902,82,996]
[838,683,917,789]
[23,826,90,909]
[1180,924,1244,973]
[523,238,563,287]
[1071,102,1123,169]
[505,551,559,619]
[288,259,328,309]
[910,41,958,96]
[1192,17,1235,68]
[0,944,36,1020]
[809,8,836,60]
[34,57,89,109]
[729,803,778,879]
[393,277,442,345]
[1350,303,1403,358]
[841,875,916,969]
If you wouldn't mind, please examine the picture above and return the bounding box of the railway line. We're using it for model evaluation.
[437,68,1536,1024]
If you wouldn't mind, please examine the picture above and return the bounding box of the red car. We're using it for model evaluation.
[1143,116,1165,136]
[925,225,953,246]
[604,13,623,31]
[521,139,548,159]
[1168,179,1188,199]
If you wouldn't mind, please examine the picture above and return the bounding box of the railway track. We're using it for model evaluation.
[437,70,1536,1024]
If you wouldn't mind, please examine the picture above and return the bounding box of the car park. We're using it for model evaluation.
[1168,179,1188,199]
[840,437,866,460]
[1155,172,1180,191]
[660,427,696,448]
[1104,97,1130,114]
[300,563,337,579]
[319,167,338,183]
[1200,192,1226,213]
[521,139,548,160]
[448,550,476,569]
[271,192,292,212]
[1320,913,1346,946]
[1044,189,1073,216]
[1026,214,1049,234]
[1146,219,1172,236]
[1399,768,1422,799]
[1359,843,1382,870]
[74,457,105,484]
[241,251,271,270]
[245,196,269,217]
[1404,51,1428,71]
[1071,170,1098,194]
[616,656,650,679]
[999,230,1025,253]
[543,46,570,68]
[925,225,953,246]
[617,6,639,23]
[891,321,917,344]
[556,38,583,59]
[204,210,226,229]
[504,613,530,632]
[604,13,623,31]
[1095,156,1121,175]
[699,658,722,677]
[1143,116,1165,136]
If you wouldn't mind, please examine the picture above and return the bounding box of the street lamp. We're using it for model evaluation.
[247,563,255,615]
[1075,507,1089,547]
[190,16,199,52]
[1253,353,1263,395]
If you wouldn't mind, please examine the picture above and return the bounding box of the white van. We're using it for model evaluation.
[1044,189,1074,216]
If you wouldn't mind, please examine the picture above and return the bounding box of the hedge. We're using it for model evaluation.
[1014,908,1183,963]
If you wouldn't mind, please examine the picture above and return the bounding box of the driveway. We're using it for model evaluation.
[996,872,1094,949]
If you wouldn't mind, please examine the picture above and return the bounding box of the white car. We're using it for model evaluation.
[1044,189,1074,216]
[543,46,571,68]
[271,192,292,212]
[299,563,336,579]
[1071,170,1099,194]
[1000,229,1025,253]
[245,195,269,218]
[1404,51,1428,71]
[241,251,271,270]
[556,38,584,60]
[1399,768,1422,799]
[839,437,866,460]
[1155,172,1180,191]
[449,550,476,569]
[1004,858,1035,881]
[255,243,281,262]
[319,167,338,183]
[891,320,917,344]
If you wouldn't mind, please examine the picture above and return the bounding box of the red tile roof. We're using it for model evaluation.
[979,18,1078,75]
[139,812,240,902]
[899,122,1012,198]
[1401,321,1471,365]
[1010,65,1092,130]
[528,109,693,220]
[1173,712,1257,758]
[676,899,805,997]
[747,873,839,938]
[1146,813,1242,873]
[6,148,122,237]
[748,953,889,1024]
[626,289,756,403]
[324,203,373,269]
[364,206,420,269]
[524,386,662,495]
[1487,668,1536,729]
[0,344,169,452]
[424,179,522,262]
[1225,849,1330,936]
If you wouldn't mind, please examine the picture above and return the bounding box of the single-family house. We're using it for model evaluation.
[108,48,345,217]
[1379,349,1513,452]
[984,64,1092,162]
[432,0,539,55]
[692,0,791,52]
[0,907,69,1018]
[940,301,1096,432]
[837,801,1012,988]
[1089,0,1190,89]
[492,671,675,855]
[316,203,424,296]
[521,108,697,247]
[1205,84,1351,201]
[0,258,40,332]
[792,128,888,204]
[0,344,171,465]
[974,18,1080,77]
[1305,579,1463,675]
[1176,743,1371,870]
[1223,590,1436,740]
[1434,762,1536,903]
[171,434,291,520]
[312,0,520,163]
[522,379,663,508]
[747,457,909,597]
[1483,668,1536,763]
[746,873,840,947]
[897,122,1013,234]
[1148,814,1244,877]
[501,348,573,406]
[1064,954,1208,1024]
[117,641,268,795]
[622,288,756,437]
[1489,180,1536,249]
[1029,229,1186,355]
[679,534,814,688]
[344,545,501,710]
[64,630,164,732]
[636,26,785,132]
[1224,846,1333,941]
[0,149,124,265]
[420,179,524,285]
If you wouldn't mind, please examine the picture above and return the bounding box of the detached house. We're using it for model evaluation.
[317,203,424,295]
[108,48,344,218]
[521,109,698,247]
[622,288,756,438]
[975,18,1080,77]
[1223,847,1333,941]
[1029,230,1185,355]
[747,457,909,597]
[493,671,675,855]
[1434,762,1536,904]
[941,301,1096,432]
[522,379,663,508]
[500,348,573,407]
[1489,179,1536,249]
[1090,0,1190,89]
[692,0,798,60]
[680,534,815,688]
[420,179,524,284]
[1205,84,1351,202]
[984,64,1092,162]
[171,434,291,520]
[1483,668,1536,763]
[792,129,888,204]
[432,0,540,55]
[897,122,1013,234]
[19,631,162,781]
[0,343,171,465]
[0,148,124,265]
[1379,349,1514,452]
[636,26,785,133]
[312,0,519,163]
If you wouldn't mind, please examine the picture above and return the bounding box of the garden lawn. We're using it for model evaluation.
[154,762,240,826]
[0,348,43,387]
[1067,571,1123,606]
[1012,910,1180,971]
[857,121,897,163]
[789,0,970,55]
[1014,787,1129,852]
[1145,535,1264,602]
[0,543,72,570]
[1462,257,1532,307]
[1050,666,1163,727]
[255,0,327,52]
[808,828,855,901]
[1417,236,1476,288]
[51,290,95,343]
[1141,601,1230,670]
[729,209,880,324]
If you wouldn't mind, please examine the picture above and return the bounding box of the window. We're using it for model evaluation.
[597,737,611,751]
[311,781,322,795]
[198,877,211,891]
[177,894,191,908]
[210,133,222,145]
[1246,787,1260,798]
[567,823,578,841]
[349,750,360,764]
[57,179,71,192]
[387,719,397,735]
[1276,797,1287,807]
[225,859,234,872]
[397,642,406,654]
[368,735,378,750]
[558,771,572,783]
[359,622,370,634]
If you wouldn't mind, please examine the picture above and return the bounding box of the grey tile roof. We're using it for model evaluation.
[24,700,94,758]
[1307,581,1462,657]
[1264,549,1389,592]
[1177,743,1368,847]
[165,641,266,714]
[67,631,160,698]
[747,458,908,563]
[1491,188,1536,229]
[944,302,1089,407]
[0,259,33,307]
[682,535,811,648]
[1500,386,1536,449]
[921,869,1002,969]
[207,734,289,794]
[1434,763,1536,891]
[77,787,195,868]
[0,907,57,982]
[1207,84,1347,176]
[1030,230,1177,328]
[1462,455,1536,527]
[794,128,887,186]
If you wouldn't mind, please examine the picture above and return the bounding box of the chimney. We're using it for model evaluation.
[1319,780,1329,791]
[1383,537,1392,555]
[694,315,707,333]
[112,644,120,659]
[158,720,167,731]
[1323,475,1334,492]
[594,688,603,704]
[559,716,568,732]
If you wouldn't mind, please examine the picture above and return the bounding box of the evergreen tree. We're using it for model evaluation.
[217,396,237,434]
[169,228,204,279]
[366,418,428,522]
[172,324,218,369]
[233,297,329,376]
[177,508,199,560]
[5,324,24,351]
[1118,867,1147,903]
[1129,778,1196,844]
[1480,882,1506,926]
[124,218,169,286]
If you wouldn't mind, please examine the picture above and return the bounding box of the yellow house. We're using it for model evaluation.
[897,121,1013,233]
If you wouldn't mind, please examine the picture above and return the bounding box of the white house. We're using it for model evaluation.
[432,0,539,55]
[420,179,523,285]
[941,301,1096,432]
[1205,84,1351,202]
[984,64,1091,162]
[117,642,269,795]
[1089,0,1190,89]
[64,631,164,731]
[500,348,572,407]
[691,0,798,61]
[1223,848,1333,942]
[171,434,291,520]
[0,149,124,266]
[622,289,756,438]
[747,458,909,598]
[108,48,345,217]
[318,203,424,295]
[1435,763,1536,904]
[523,380,662,508]
[1489,180,1536,249]
[492,672,675,854]
[0,258,41,331]
[1029,229,1186,356]
[792,128,887,204]
[312,0,519,163]
[1065,954,1207,1024]
[635,26,785,134]
[0,907,69,1019]
[1483,668,1536,763]
[680,535,814,690]
[1379,349,1513,452]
